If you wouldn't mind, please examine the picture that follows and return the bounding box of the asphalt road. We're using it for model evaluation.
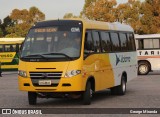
[0,72,160,116]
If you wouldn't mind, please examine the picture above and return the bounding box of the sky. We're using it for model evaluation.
[0,0,142,21]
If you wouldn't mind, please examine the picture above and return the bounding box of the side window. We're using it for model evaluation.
[4,45,10,52]
[127,33,136,51]
[10,45,16,52]
[110,32,120,52]
[100,32,112,52]
[0,45,3,52]
[137,38,160,50]
[144,39,152,49]
[153,39,160,48]
[92,31,101,52]
[16,44,20,52]
[143,39,160,49]
[84,31,94,53]
[119,33,128,51]
[137,39,144,50]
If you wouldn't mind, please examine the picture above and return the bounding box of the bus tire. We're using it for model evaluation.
[110,87,117,95]
[82,81,92,105]
[110,86,118,95]
[28,92,37,105]
[110,76,126,95]
[138,61,149,75]
[117,76,126,95]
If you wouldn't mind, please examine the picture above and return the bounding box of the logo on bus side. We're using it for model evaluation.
[116,54,131,65]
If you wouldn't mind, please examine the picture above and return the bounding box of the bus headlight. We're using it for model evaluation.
[18,70,27,78]
[64,70,81,78]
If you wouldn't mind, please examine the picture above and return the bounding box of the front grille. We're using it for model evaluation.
[29,72,62,87]
[30,72,62,79]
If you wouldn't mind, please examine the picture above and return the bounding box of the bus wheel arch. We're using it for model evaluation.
[138,60,151,75]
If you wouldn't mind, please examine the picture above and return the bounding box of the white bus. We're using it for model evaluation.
[135,34,160,75]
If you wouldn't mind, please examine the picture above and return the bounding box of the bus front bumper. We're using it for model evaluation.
[18,75,86,92]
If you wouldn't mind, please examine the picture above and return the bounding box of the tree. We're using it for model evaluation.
[63,13,78,18]
[81,0,160,34]
[0,28,3,37]
[115,3,129,23]
[83,0,96,10]
[140,0,160,34]
[1,16,14,36]
[81,0,96,18]
[29,7,45,25]
[6,6,45,37]
[82,0,117,22]
[115,0,142,34]
[0,19,2,37]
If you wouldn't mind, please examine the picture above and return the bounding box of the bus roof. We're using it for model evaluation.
[135,34,160,39]
[0,38,25,44]
[83,20,133,32]
[35,18,134,32]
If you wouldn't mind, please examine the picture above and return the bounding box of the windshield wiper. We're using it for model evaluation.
[21,54,47,59]
[43,53,73,60]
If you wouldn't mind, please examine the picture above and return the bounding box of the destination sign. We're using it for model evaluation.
[34,28,57,33]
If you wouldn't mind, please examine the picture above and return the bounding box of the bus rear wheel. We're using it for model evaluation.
[138,61,150,75]
[28,92,37,105]
[117,76,126,95]
[111,76,126,95]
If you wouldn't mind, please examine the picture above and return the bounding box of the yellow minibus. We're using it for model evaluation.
[18,19,137,105]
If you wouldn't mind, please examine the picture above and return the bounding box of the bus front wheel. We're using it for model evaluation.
[28,92,37,105]
[138,61,150,75]
[82,81,92,105]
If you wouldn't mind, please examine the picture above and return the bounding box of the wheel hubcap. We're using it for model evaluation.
[139,65,148,74]
[122,80,126,92]
[90,89,93,98]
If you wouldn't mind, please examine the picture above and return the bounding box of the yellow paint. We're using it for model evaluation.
[18,53,114,92]
[0,52,16,62]
[83,54,114,91]
[18,19,131,93]
[18,60,84,92]
[1,65,18,69]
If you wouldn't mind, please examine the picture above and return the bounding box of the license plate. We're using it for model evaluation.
[39,80,51,85]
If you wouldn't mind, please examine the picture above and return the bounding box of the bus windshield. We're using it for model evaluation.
[21,26,82,61]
